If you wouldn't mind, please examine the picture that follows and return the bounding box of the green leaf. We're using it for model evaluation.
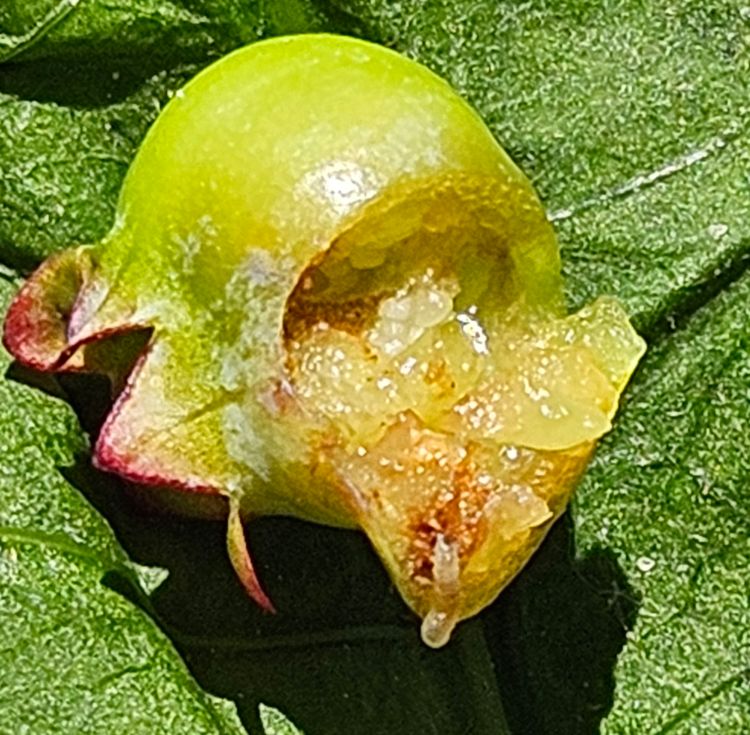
[0,277,246,734]
[0,63,197,269]
[259,705,303,735]
[0,1,262,63]
[1,1,748,734]
[575,260,750,734]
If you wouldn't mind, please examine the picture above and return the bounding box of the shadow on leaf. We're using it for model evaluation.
[0,57,179,109]
[8,365,639,735]
[483,516,640,735]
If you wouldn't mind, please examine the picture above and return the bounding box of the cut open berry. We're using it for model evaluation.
[2,34,645,647]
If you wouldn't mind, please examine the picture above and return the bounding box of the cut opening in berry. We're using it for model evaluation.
[280,177,645,644]
[284,177,537,443]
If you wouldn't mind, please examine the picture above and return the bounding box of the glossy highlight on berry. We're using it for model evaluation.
[2,34,646,647]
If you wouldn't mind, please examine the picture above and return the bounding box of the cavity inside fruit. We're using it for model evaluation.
[281,185,645,646]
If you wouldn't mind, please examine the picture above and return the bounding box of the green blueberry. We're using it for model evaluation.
[3,34,645,647]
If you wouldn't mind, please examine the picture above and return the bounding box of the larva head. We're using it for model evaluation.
[2,35,645,647]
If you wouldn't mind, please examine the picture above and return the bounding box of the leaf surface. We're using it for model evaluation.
[1,1,748,733]
[576,265,750,734]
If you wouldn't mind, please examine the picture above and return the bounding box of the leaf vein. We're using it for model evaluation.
[0,524,120,570]
[653,669,750,735]
[0,0,86,64]
[548,126,744,223]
